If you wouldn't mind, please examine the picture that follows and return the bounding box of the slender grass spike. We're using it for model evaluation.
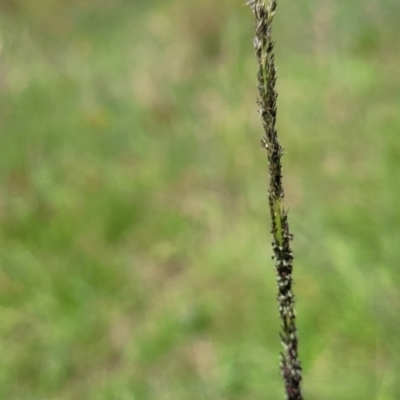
[247,1,304,399]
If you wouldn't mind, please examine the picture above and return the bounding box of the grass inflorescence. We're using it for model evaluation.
[247,1,303,399]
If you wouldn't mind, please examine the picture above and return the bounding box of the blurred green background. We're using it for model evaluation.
[0,0,400,399]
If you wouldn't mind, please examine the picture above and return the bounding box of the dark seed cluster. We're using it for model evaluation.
[248,1,303,399]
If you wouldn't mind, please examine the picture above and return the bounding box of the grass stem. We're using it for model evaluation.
[247,1,304,398]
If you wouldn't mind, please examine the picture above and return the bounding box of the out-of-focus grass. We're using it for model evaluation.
[0,0,400,399]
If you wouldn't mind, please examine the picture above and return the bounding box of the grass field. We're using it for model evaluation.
[1,0,400,399]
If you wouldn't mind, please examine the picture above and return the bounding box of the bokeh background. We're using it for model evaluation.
[1,0,400,399]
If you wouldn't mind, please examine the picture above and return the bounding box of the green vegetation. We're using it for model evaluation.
[0,0,399,399]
